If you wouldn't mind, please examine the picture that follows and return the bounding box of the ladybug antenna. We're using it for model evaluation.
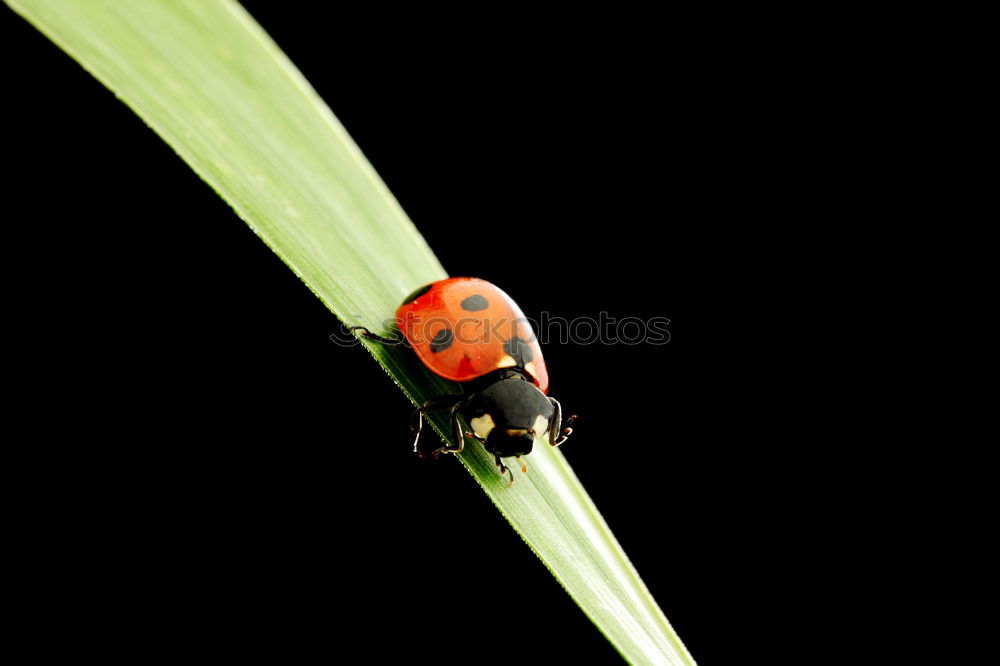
[516,456,527,474]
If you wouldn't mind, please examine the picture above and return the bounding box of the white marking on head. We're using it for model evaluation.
[470,413,496,439]
[525,361,537,377]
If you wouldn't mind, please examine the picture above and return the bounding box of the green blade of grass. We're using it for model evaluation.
[7,1,695,663]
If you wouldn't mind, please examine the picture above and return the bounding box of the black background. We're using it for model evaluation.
[4,5,867,664]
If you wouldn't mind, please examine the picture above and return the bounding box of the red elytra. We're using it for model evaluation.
[395,277,549,393]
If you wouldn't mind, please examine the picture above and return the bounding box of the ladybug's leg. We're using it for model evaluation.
[548,397,578,446]
[350,326,408,346]
[548,397,562,444]
[553,414,577,446]
[443,401,467,454]
[422,400,468,457]
[411,395,464,457]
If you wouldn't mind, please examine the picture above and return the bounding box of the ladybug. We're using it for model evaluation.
[352,277,575,483]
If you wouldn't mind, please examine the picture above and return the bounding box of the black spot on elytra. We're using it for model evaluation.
[430,328,454,353]
[503,336,533,366]
[401,283,433,305]
[460,294,489,311]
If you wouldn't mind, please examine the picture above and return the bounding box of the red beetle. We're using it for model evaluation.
[353,277,575,482]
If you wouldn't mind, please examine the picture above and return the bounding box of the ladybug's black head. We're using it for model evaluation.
[462,373,554,457]
[485,428,536,457]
